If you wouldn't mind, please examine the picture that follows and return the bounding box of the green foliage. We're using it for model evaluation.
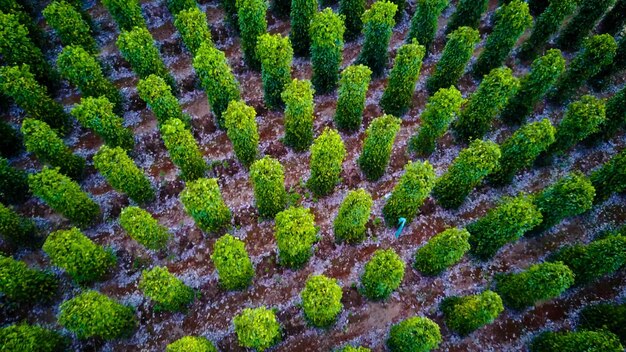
[139,266,195,312]
[43,1,97,54]
[409,86,464,155]
[102,0,146,31]
[249,156,287,218]
[0,203,37,247]
[211,234,254,290]
[308,128,346,197]
[334,64,372,131]
[441,291,503,335]
[310,8,345,94]
[467,195,542,260]
[0,157,29,204]
[518,0,578,60]
[237,0,267,70]
[0,255,57,302]
[530,330,624,352]
[233,307,281,351]
[166,336,218,352]
[193,43,241,128]
[578,303,626,345]
[587,85,626,141]
[383,161,435,226]
[138,74,190,128]
[360,249,405,300]
[413,228,470,276]
[167,0,197,16]
[590,34,626,91]
[256,33,293,109]
[386,316,442,352]
[432,139,501,209]
[339,0,365,40]
[160,118,206,181]
[94,146,154,204]
[0,324,67,352]
[426,26,480,94]
[282,79,315,151]
[333,189,372,244]
[556,0,616,51]
[224,100,259,167]
[274,206,317,268]
[446,0,488,33]
[495,261,574,309]
[548,95,606,155]
[301,274,343,327]
[338,347,371,352]
[356,1,397,76]
[71,96,134,150]
[290,0,317,56]
[174,7,213,57]
[590,149,626,203]
[221,0,238,25]
[58,290,137,340]
[358,114,401,181]
[454,67,518,142]
[407,0,448,53]
[380,40,425,117]
[120,206,170,250]
[180,178,231,233]
[500,50,565,125]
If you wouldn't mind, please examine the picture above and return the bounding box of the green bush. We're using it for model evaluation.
[237,0,267,70]
[598,0,626,35]
[233,307,281,351]
[556,0,616,51]
[386,316,441,352]
[467,195,542,260]
[339,0,365,40]
[333,189,372,244]
[0,203,37,247]
[1,0,50,52]
[166,336,218,352]
[102,0,145,31]
[138,74,190,128]
[495,261,574,309]
[357,114,401,181]
[360,249,405,300]
[547,95,605,156]
[193,43,241,128]
[338,347,371,352]
[518,0,578,60]
[530,330,624,352]
[356,1,397,76]
[71,96,134,150]
[594,85,626,140]
[93,146,154,204]
[120,206,170,250]
[0,120,22,158]
[249,156,287,219]
[274,206,317,268]
[224,100,259,167]
[167,0,197,16]
[0,324,67,352]
[282,79,315,151]
[58,290,137,340]
[441,291,503,335]
[432,139,501,209]
[310,8,345,94]
[308,128,346,197]
[413,228,470,276]
[139,266,195,312]
[290,0,317,56]
[160,118,206,181]
[0,254,57,302]
[578,303,626,345]
[301,274,343,327]
[180,178,231,233]
[472,0,532,78]
[426,26,480,94]
[407,0,448,54]
[211,234,254,290]
[590,149,626,203]
[590,33,626,90]
[0,157,29,204]
[500,50,566,125]
[454,67,518,142]
[445,0,488,33]
[409,86,464,155]
[174,7,212,57]
[256,33,293,110]
[380,40,425,117]
[43,1,97,54]
[383,161,436,226]
[334,64,372,132]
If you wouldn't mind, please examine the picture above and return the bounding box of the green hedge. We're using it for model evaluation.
[94,146,154,204]
[596,84,626,140]
[578,303,626,345]
[360,249,405,300]
[102,0,146,31]
[334,64,372,132]
[119,206,170,250]
[530,330,623,352]
[174,7,212,57]
[237,0,267,70]
[211,234,254,290]
[308,128,346,197]
[180,178,231,233]
[358,114,401,181]
[590,149,626,203]
[224,100,259,167]
[274,206,317,268]
[407,0,449,54]
[166,336,218,352]
[249,156,287,219]
[356,1,397,76]
[0,324,67,352]
[333,188,372,244]
[161,118,206,181]
[380,40,425,117]
[387,316,441,352]
[556,0,616,51]
[445,0,488,33]
[548,95,605,156]
[282,79,315,151]
[310,8,345,94]
[413,227,470,276]
[301,274,343,327]
[43,1,97,54]
[383,161,435,226]
[256,33,293,110]
[518,0,578,60]
[0,254,58,302]
[233,307,281,350]
[138,74,190,128]
[0,157,30,204]
[0,202,37,247]
[339,0,365,40]
[338,346,371,352]
[140,266,195,312]
[71,96,134,150]
[167,0,197,16]
[441,291,503,335]
[290,0,318,56]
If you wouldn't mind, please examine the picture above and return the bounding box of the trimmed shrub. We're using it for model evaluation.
[43,1,97,54]
[407,0,449,54]
[308,128,346,197]
[387,316,441,352]
[21,118,84,180]
[595,85,626,140]
[339,347,371,352]
[233,307,281,351]
[441,291,504,335]
[211,234,254,290]
[360,249,405,300]
[180,178,231,233]
[301,274,343,327]
[578,303,626,345]
[290,0,318,56]
[426,26,480,94]
[161,118,206,181]
[0,0,50,51]
[357,114,401,181]
[432,139,501,209]
[413,228,470,276]
[500,50,566,125]
[518,0,578,60]
[120,206,170,250]
[0,255,57,302]
[43,228,115,283]
[58,290,136,340]
[472,0,532,78]
[339,0,365,40]
[334,64,372,132]
[556,0,616,51]
[94,146,154,204]
[138,74,190,128]
[167,336,218,352]
[193,43,241,128]
[590,34,626,89]
[237,0,267,70]
[0,324,67,352]
[249,156,287,219]
[0,203,37,247]
[445,0,488,33]
[0,120,22,158]
[256,33,293,110]
[380,40,425,117]
[310,8,345,94]
[282,79,315,151]
[467,195,542,260]
[333,189,372,244]
[495,262,574,309]
[530,330,624,352]
[383,161,435,226]
[102,0,146,31]
[174,7,213,57]
[409,86,464,155]
[590,149,626,203]
[139,266,195,312]
[0,157,29,204]
[548,95,605,156]
[274,206,317,268]
[167,0,197,16]
[454,67,518,142]
[598,0,626,35]
[224,100,259,167]
[356,1,397,76]
[71,96,135,150]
